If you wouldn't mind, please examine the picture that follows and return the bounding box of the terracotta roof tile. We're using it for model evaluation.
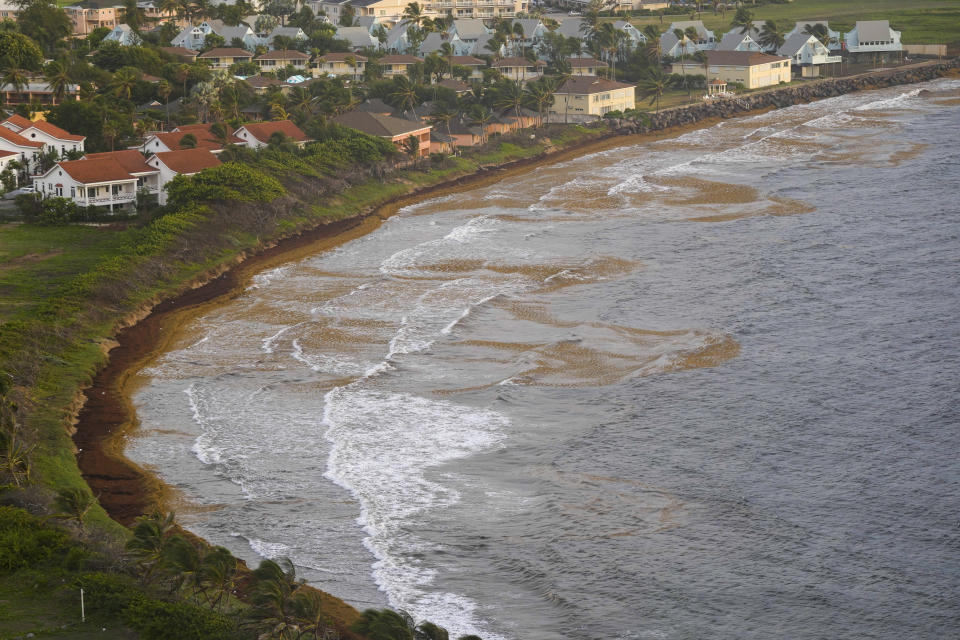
[2,114,33,131]
[235,120,308,143]
[151,148,222,174]
[82,150,154,174]
[56,158,135,184]
[24,119,85,142]
[0,125,43,148]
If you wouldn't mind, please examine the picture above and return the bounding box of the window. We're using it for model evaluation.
[70,186,75,197]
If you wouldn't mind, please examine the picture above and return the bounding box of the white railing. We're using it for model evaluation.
[87,195,136,204]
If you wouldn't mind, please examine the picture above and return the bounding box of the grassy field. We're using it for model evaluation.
[627,0,960,45]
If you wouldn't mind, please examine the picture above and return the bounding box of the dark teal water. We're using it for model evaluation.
[131,79,960,639]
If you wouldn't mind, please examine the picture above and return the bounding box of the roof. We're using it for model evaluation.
[82,150,154,174]
[856,20,893,42]
[569,57,607,68]
[236,120,308,143]
[554,18,584,38]
[556,76,634,95]
[437,78,468,91]
[706,50,789,66]
[24,119,85,142]
[336,26,375,48]
[57,157,136,184]
[353,98,394,115]
[717,30,754,50]
[160,46,197,58]
[151,148,222,174]
[380,54,423,64]
[332,111,430,138]
[668,20,711,39]
[319,52,369,62]
[198,47,253,59]
[256,49,310,60]
[448,55,484,66]
[0,126,43,148]
[2,114,33,132]
[243,75,287,89]
[452,19,488,40]
[149,131,230,151]
[493,57,545,68]
[779,31,818,57]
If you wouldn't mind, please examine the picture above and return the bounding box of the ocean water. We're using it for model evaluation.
[128,79,960,639]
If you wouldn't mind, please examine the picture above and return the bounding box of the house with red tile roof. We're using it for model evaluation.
[233,120,308,149]
[139,123,243,154]
[1,117,86,158]
[145,148,222,205]
[0,125,45,172]
[82,150,159,195]
[34,154,153,211]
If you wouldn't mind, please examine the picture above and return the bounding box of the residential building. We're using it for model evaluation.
[332,110,431,158]
[171,19,258,51]
[778,32,841,77]
[336,26,379,50]
[0,81,80,107]
[550,76,635,120]
[0,1,17,22]
[160,46,198,62]
[2,115,85,158]
[137,1,186,28]
[447,56,486,80]
[198,47,254,70]
[673,50,791,89]
[263,26,308,48]
[666,20,717,50]
[103,23,141,46]
[243,75,291,93]
[311,52,368,78]
[233,121,309,149]
[612,21,646,48]
[140,124,241,154]
[717,30,763,53]
[660,30,698,58]
[65,4,118,36]
[380,54,423,77]
[450,19,489,50]
[145,148,222,205]
[786,21,841,51]
[34,152,155,211]
[844,20,902,56]
[569,57,608,76]
[82,150,159,196]
[256,50,311,73]
[492,57,545,83]
[0,126,43,173]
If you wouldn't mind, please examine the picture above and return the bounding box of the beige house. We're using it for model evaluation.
[549,76,635,120]
[337,0,526,23]
[569,57,608,76]
[332,111,432,159]
[311,52,367,79]
[492,57,545,83]
[198,48,254,70]
[380,54,423,77]
[65,5,118,36]
[256,50,311,73]
[673,50,791,90]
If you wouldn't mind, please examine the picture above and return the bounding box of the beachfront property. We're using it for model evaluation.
[145,149,222,205]
[549,76,636,121]
[332,111,432,158]
[311,53,368,79]
[716,30,763,53]
[844,20,902,60]
[492,57,546,83]
[197,48,254,70]
[140,124,241,155]
[667,21,717,51]
[785,22,842,51]
[672,50,791,90]
[34,151,157,211]
[232,121,309,150]
[171,20,259,51]
[778,32,842,78]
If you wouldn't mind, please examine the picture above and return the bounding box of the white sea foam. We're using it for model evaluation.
[247,537,291,560]
[853,87,922,111]
[248,265,291,290]
[262,322,303,354]
[323,388,508,639]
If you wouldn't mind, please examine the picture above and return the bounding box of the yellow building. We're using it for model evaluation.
[550,76,636,119]
[673,51,791,90]
[311,53,368,79]
[198,48,254,70]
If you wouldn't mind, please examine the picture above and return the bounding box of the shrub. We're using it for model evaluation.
[122,598,239,640]
[75,572,143,618]
[0,505,72,573]
[165,163,284,207]
[38,197,78,226]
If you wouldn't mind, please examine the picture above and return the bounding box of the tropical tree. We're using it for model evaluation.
[156,78,172,124]
[402,135,420,164]
[389,75,419,118]
[524,77,555,127]
[121,0,145,32]
[428,102,456,141]
[758,20,785,52]
[53,487,95,532]
[401,1,424,28]
[642,24,662,65]
[110,67,139,100]
[469,104,493,143]
[179,132,198,148]
[803,23,835,49]
[250,557,303,636]
[638,65,672,113]
[0,67,29,94]
[730,6,754,35]
[494,81,524,121]
[44,60,71,104]
[673,29,692,99]
[351,609,414,640]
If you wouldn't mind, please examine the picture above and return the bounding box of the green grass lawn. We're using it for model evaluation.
[0,223,135,325]
[627,0,960,45]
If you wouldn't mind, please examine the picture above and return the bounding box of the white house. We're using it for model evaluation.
[145,148,222,205]
[612,20,646,48]
[103,24,142,46]
[667,20,717,50]
[261,25,308,48]
[717,30,763,52]
[845,20,901,55]
[233,120,308,149]
[2,115,85,159]
[171,19,258,51]
[336,25,378,49]
[34,153,154,211]
[778,32,842,77]
[786,21,841,51]
[0,124,44,173]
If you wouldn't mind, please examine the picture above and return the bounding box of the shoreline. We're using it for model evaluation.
[69,61,957,606]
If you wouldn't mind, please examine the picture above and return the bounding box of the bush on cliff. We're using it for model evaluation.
[166,162,285,207]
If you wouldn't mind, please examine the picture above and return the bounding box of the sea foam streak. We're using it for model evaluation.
[323,389,508,640]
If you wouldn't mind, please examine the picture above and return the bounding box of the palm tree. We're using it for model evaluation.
[389,75,419,118]
[429,103,456,142]
[122,0,145,32]
[672,29,693,100]
[111,67,139,100]
[102,120,119,151]
[638,65,671,114]
[730,6,754,34]
[524,77,555,127]
[250,558,302,636]
[352,609,416,640]
[512,21,526,57]
[200,546,238,612]
[470,105,493,143]
[401,1,424,28]
[642,25,662,65]
[693,49,709,93]
[156,79,172,125]
[803,23,834,50]
[758,20,785,52]
[494,81,524,122]
[126,511,177,585]
[0,68,29,95]
[44,61,71,104]
[402,134,420,164]
[54,487,95,532]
